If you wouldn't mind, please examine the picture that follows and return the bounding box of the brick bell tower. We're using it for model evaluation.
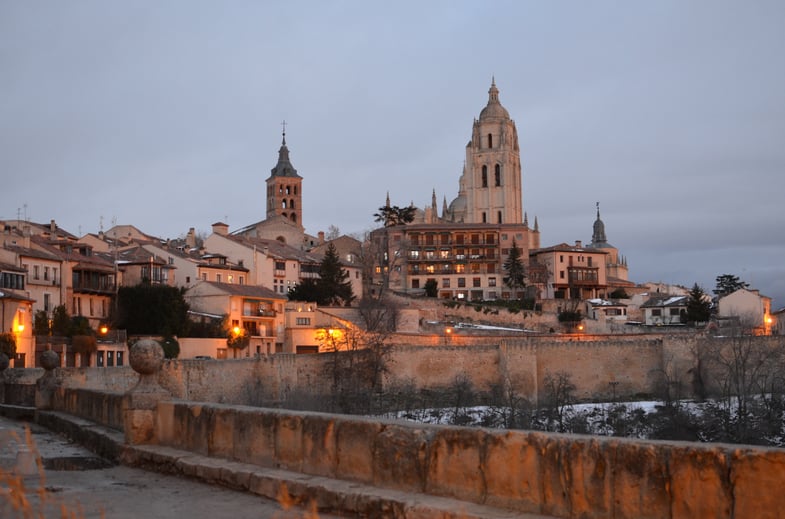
[265,122,303,230]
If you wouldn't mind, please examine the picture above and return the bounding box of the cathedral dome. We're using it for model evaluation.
[448,195,467,222]
[479,79,510,121]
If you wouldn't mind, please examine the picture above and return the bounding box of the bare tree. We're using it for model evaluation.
[316,299,399,414]
[541,370,576,432]
[700,314,785,443]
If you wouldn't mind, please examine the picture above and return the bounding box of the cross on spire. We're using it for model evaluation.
[281,120,287,145]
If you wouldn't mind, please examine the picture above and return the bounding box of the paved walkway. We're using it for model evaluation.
[1,410,551,519]
[0,415,339,519]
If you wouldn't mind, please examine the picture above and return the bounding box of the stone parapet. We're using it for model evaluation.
[153,402,785,519]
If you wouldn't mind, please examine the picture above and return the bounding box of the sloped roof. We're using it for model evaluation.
[641,295,688,308]
[189,280,285,300]
[216,233,323,265]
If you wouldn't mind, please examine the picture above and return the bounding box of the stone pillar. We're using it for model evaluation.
[35,349,61,409]
[123,339,170,445]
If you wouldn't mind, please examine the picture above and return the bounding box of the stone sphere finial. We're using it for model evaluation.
[129,339,165,376]
[39,350,60,371]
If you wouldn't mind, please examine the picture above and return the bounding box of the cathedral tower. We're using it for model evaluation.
[452,79,523,224]
[265,126,303,230]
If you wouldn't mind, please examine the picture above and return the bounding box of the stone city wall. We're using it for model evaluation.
[6,334,782,409]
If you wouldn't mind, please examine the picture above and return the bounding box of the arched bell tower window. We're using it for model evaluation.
[488,133,493,148]
[282,200,287,209]
[495,164,501,186]
[481,165,488,188]
[290,199,295,209]
[285,186,291,195]
[291,214,297,223]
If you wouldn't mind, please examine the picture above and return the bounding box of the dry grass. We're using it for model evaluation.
[0,425,103,519]
[275,483,320,519]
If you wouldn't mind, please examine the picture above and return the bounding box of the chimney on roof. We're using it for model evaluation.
[318,231,325,245]
[22,225,31,248]
[186,227,197,248]
[50,219,57,240]
[575,240,582,248]
[212,222,229,236]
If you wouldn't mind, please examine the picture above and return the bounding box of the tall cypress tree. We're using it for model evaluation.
[317,243,355,306]
[685,283,711,324]
[503,238,526,297]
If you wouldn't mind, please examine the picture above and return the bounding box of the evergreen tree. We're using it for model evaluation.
[317,243,355,306]
[373,204,416,227]
[713,274,749,297]
[51,305,71,337]
[114,285,190,336]
[287,278,322,303]
[33,310,50,336]
[685,283,712,324]
[503,238,526,297]
[290,244,355,306]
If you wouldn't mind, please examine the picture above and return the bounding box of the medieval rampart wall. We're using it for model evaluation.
[7,335,782,407]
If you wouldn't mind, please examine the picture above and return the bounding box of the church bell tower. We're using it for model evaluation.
[461,79,523,225]
[265,123,303,230]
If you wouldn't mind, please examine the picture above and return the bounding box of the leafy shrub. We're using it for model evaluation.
[0,333,16,357]
[33,310,50,336]
[159,336,180,359]
[71,335,97,354]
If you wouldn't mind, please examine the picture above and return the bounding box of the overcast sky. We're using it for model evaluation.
[2,1,784,307]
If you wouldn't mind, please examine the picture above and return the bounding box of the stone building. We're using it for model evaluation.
[586,203,630,289]
[369,80,540,300]
[231,129,319,249]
